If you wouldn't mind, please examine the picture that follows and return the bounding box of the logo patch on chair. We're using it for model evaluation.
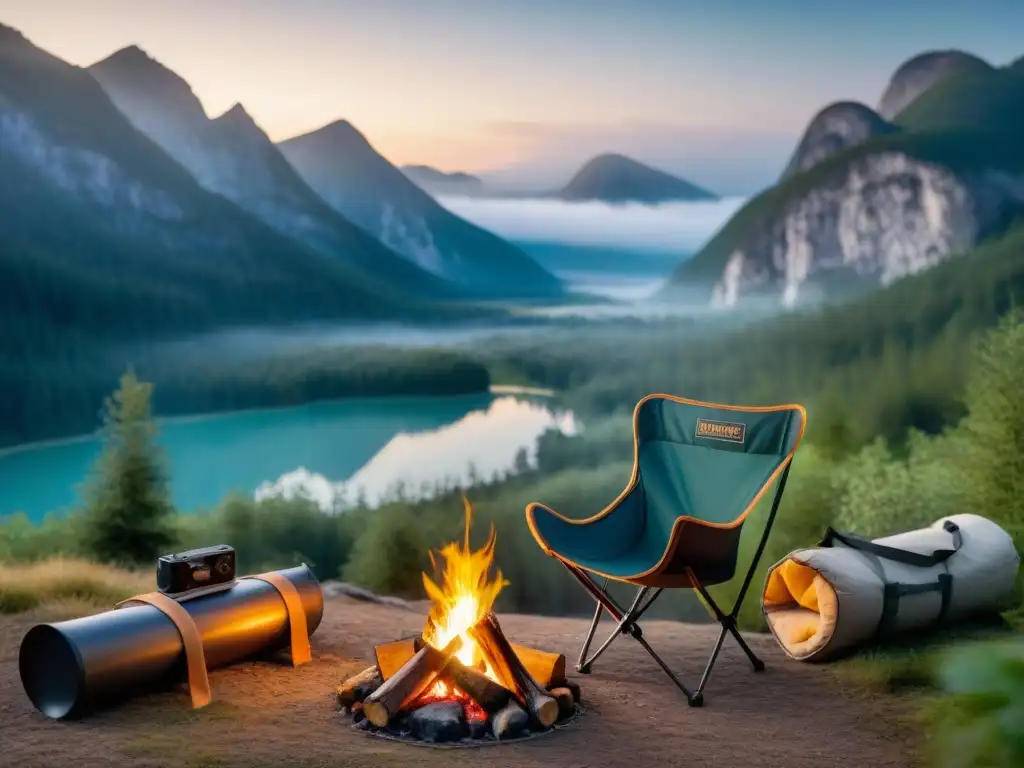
[695,418,746,444]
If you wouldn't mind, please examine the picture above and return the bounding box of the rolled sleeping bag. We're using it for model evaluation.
[761,514,1020,662]
[19,564,324,719]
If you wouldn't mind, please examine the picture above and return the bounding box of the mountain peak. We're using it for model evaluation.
[94,45,178,78]
[0,22,27,42]
[781,101,896,179]
[280,119,375,156]
[210,103,272,144]
[560,153,716,204]
[324,119,372,146]
[90,45,207,128]
[217,102,254,124]
[109,44,149,62]
[401,165,484,195]
[90,45,197,102]
[878,49,993,119]
[589,152,631,166]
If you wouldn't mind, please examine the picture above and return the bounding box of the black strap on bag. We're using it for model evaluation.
[818,519,963,567]
[819,520,962,634]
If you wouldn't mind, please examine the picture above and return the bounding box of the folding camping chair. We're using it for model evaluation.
[525,394,806,706]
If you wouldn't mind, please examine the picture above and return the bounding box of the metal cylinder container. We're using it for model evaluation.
[19,564,324,720]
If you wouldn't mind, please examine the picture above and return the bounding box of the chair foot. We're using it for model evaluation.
[577,663,593,674]
[687,692,704,708]
[752,658,766,673]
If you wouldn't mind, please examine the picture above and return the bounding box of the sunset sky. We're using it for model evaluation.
[2,0,1021,192]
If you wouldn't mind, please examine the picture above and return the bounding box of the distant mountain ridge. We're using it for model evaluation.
[664,48,1024,308]
[89,46,458,299]
[279,122,563,298]
[401,165,484,196]
[559,153,717,204]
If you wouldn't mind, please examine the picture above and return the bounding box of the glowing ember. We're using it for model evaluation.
[421,497,509,695]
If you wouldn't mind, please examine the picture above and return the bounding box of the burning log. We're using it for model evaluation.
[444,657,512,716]
[336,665,381,709]
[469,613,559,728]
[374,636,424,681]
[511,643,566,689]
[363,637,462,728]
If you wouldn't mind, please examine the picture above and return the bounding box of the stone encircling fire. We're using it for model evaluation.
[338,499,582,744]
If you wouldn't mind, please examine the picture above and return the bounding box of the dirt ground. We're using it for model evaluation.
[0,596,916,768]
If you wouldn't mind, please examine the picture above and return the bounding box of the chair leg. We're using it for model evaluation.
[563,563,696,701]
[576,591,605,673]
[576,586,650,673]
[688,464,795,699]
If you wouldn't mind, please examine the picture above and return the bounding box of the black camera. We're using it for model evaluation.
[157,545,236,598]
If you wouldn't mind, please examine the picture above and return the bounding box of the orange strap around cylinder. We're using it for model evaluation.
[245,572,312,666]
[116,592,213,709]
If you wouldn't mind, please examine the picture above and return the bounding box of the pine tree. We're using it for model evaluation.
[81,370,175,565]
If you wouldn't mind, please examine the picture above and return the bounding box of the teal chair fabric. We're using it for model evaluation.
[526,395,806,587]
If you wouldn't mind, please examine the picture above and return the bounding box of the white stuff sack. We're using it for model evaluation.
[761,514,1020,662]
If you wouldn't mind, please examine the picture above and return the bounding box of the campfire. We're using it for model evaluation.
[337,500,582,744]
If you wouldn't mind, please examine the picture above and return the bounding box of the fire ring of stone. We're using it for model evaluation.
[352,702,585,748]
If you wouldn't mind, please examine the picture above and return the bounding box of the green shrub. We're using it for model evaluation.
[0,511,85,562]
[343,506,430,599]
[179,494,360,580]
[958,310,1024,586]
[932,640,1024,767]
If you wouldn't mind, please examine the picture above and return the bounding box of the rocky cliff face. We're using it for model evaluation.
[712,154,1024,307]
[877,50,992,120]
[781,102,896,180]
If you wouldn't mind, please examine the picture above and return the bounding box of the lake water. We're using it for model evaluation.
[2,197,742,524]
[0,393,577,523]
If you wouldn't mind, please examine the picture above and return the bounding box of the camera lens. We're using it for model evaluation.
[214,556,232,576]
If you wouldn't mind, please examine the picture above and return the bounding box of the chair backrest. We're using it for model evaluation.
[634,395,806,548]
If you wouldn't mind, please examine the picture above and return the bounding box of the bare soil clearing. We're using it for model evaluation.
[0,596,914,768]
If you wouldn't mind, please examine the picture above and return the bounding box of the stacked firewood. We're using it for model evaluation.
[337,613,581,744]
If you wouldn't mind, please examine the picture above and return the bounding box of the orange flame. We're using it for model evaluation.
[421,497,509,686]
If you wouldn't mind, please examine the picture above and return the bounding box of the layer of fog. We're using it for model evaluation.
[145,198,747,356]
[149,322,540,362]
[437,195,746,253]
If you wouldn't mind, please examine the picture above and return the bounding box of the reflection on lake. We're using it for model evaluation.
[0,394,577,521]
[256,396,577,510]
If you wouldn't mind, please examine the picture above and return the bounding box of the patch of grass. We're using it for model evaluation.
[830,615,1018,696]
[0,558,152,613]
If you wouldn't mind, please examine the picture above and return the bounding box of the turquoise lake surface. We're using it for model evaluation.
[0,393,576,522]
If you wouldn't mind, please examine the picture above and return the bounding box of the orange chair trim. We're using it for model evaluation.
[524,393,807,585]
